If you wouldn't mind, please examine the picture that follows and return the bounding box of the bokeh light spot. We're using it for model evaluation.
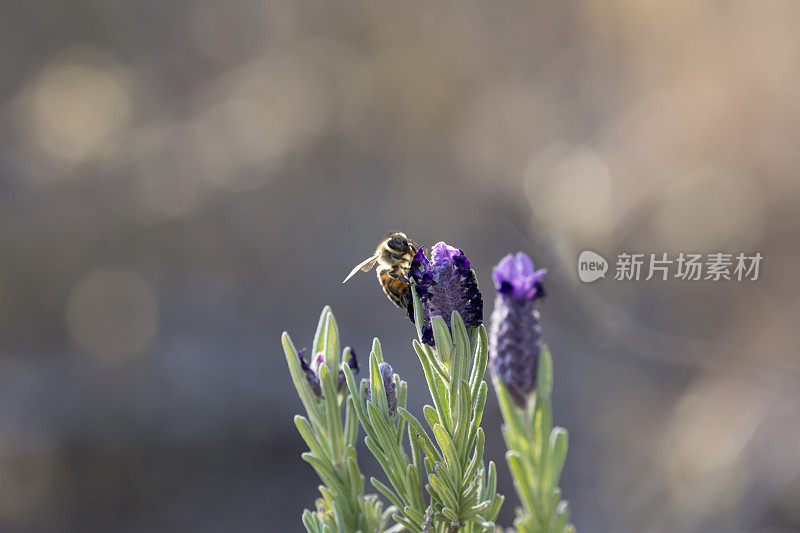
[24,48,132,166]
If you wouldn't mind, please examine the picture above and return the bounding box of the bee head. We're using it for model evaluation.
[386,232,410,253]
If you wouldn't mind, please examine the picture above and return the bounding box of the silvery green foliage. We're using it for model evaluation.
[285,299,502,533]
[342,285,503,533]
[494,347,575,533]
[283,307,394,533]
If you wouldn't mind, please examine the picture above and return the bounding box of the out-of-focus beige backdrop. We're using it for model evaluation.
[1,2,798,532]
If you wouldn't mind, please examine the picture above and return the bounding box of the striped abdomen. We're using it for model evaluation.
[377,266,411,310]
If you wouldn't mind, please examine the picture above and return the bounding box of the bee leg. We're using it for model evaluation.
[388,272,411,284]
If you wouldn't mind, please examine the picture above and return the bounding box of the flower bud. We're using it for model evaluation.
[298,348,358,398]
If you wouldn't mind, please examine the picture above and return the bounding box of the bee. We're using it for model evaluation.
[343,231,417,310]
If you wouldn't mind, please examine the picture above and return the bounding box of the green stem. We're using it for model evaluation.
[493,346,575,533]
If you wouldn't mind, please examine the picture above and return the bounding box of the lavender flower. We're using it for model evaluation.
[489,252,547,407]
[407,242,483,346]
[298,348,359,398]
[362,362,397,416]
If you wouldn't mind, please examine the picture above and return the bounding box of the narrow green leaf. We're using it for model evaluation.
[440,506,459,522]
[469,327,479,361]
[283,332,325,431]
[425,342,451,385]
[344,396,358,448]
[300,453,334,485]
[302,509,320,533]
[372,337,384,364]
[342,363,374,436]
[422,404,440,431]
[323,312,341,391]
[398,407,441,463]
[318,364,343,460]
[371,477,405,514]
[365,402,403,469]
[433,424,461,475]
[410,285,425,344]
[294,415,329,463]
[413,340,448,420]
[553,500,570,532]
[409,422,422,474]
[461,500,490,519]
[396,379,408,446]
[450,310,470,383]
[433,462,460,504]
[392,513,420,533]
[507,451,536,519]
[428,472,458,511]
[365,401,397,449]
[312,307,331,356]
[493,377,526,439]
[366,401,415,504]
[453,380,471,460]
[301,453,347,499]
[369,353,389,417]
[536,345,553,399]
[423,457,433,478]
[534,396,552,488]
[433,376,452,430]
[364,436,407,502]
[406,464,424,509]
[485,493,504,522]
[431,316,453,365]
[547,427,568,493]
[485,460,498,501]
[466,381,487,455]
[468,325,488,399]
[319,484,334,509]
[462,429,485,489]
[346,454,363,499]
[331,501,346,532]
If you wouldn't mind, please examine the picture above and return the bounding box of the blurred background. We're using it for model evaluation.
[1,1,799,531]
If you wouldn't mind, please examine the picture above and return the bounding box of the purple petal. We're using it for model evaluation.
[431,242,461,266]
[411,246,429,269]
[515,252,534,278]
[492,253,515,287]
[492,251,546,301]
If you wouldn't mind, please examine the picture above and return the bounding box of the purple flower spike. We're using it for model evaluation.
[489,252,546,407]
[298,348,358,398]
[407,242,483,346]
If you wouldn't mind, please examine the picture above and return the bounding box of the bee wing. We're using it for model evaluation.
[343,255,379,283]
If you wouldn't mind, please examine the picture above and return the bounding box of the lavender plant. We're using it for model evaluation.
[282,242,574,533]
[283,307,393,532]
[490,253,575,533]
